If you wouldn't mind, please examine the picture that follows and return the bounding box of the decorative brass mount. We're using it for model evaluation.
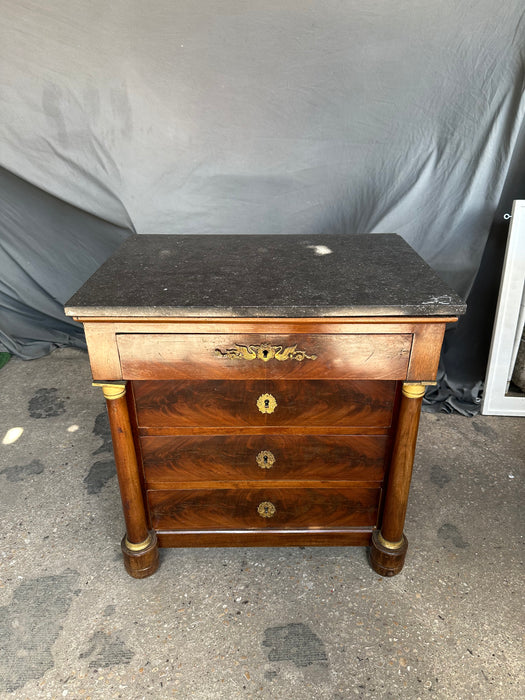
[123,533,153,552]
[402,382,427,399]
[215,342,317,363]
[257,501,276,518]
[257,393,277,414]
[376,531,405,550]
[92,381,127,400]
[256,450,276,469]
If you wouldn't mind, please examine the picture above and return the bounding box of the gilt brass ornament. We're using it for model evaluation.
[215,342,317,363]
[123,533,153,552]
[402,382,427,399]
[257,501,276,518]
[257,393,277,414]
[93,381,127,400]
[256,450,276,469]
[376,531,405,550]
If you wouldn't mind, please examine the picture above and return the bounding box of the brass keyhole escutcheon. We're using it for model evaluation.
[256,450,276,469]
[257,501,276,518]
[257,393,277,414]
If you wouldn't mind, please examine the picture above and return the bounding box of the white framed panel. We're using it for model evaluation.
[482,200,525,415]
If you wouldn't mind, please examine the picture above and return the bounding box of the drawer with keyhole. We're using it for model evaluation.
[132,379,397,429]
[117,332,412,381]
[147,487,382,531]
[139,434,391,485]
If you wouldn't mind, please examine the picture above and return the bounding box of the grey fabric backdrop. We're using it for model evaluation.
[1,2,524,372]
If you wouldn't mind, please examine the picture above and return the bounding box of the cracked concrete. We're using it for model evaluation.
[0,348,523,699]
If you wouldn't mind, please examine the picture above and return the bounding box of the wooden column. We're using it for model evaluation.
[98,382,159,578]
[369,382,425,576]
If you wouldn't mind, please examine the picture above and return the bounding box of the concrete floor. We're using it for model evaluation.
[0,348,523,700]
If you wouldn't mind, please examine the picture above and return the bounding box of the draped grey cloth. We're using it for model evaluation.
[1,1,524,373]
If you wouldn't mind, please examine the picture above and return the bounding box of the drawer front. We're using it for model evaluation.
[147,487,381,530]
[140,434,389,484]
[133,380,397,429]
[118,333,412,380]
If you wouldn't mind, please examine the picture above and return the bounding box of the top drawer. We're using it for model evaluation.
[117,333,412,381]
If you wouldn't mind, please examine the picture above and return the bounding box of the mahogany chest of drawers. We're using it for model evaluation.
[65,234,465,578]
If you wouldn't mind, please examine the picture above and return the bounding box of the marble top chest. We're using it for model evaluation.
[65,233,465,578]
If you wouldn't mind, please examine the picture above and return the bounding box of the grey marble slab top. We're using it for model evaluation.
[64,234,466,318]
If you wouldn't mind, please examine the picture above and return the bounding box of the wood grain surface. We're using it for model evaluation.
[147,487,381,530]
[132,379,396,428]
[117,332,412,380]
[155,529,374,548]
[140,434,390,485]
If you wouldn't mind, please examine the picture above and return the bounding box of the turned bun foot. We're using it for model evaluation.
[121,531,159,578]
[369,530,408,577]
